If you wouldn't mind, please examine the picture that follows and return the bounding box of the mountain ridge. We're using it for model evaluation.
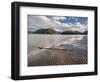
[28,28,87,34]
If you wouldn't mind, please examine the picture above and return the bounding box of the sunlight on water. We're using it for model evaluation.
[28,34,87,55]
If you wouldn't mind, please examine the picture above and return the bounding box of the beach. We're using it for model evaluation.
[28,34,87,66]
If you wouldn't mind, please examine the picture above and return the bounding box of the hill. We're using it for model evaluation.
[33,28,59,34]
[28,28,88,35]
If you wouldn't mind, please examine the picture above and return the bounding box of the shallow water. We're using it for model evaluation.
[28,34,87,66]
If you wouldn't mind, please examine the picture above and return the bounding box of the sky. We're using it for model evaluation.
[28,15,88,33]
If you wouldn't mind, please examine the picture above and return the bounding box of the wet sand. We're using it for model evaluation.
[28,35,87,66]
[28,49,87,66]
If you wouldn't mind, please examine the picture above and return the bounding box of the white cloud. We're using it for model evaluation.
[71,22,87,32]
[51,16,66,21]
[74,18,78,21]
[28,15,53,28]
[28,15,87,32]
[28,15,69,29]
[68,17,78,22]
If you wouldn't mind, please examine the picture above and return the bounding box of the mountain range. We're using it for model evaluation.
[28,28,87,35]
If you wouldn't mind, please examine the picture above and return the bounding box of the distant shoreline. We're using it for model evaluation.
[28,32,88,35]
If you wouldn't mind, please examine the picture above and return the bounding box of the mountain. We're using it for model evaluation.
[61,30,88,35]
[61,31,82,34]
[83,31,88,34]
[28,28,88,35]
[33,28,59,34]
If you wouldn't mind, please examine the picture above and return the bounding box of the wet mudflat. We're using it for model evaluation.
[28,34,87,66]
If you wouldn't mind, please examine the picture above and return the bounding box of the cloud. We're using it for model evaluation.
[28,15,69,29]
[71,22,87,32]
[68,17,78,21]
[28,15,87,32]
[51,16,66,21]
[74,18,78,21]
[28,15,53,28]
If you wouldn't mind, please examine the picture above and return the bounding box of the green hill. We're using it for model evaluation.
[33,28,58,34]
[29,28,88,35]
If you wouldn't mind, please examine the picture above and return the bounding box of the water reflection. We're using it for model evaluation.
[28,34,87,66]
